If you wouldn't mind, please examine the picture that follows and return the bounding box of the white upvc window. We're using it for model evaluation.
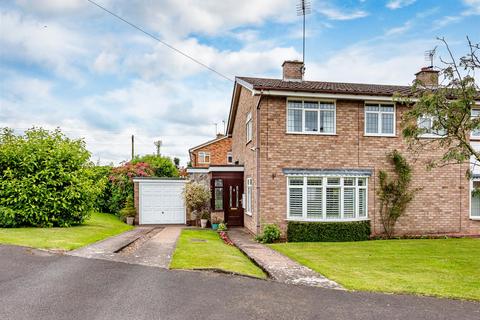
[417,115,446,138]
[287,176,368,221]
[471,109,480,139]
[246,178,253,215]
[287,99,336,134]
[227,152,233,164]
[198,151,210,164]
[365,103,395,136]
[246,112,253,143]
[471,179,480,219]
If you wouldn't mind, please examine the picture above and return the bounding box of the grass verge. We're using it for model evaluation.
[0,212,133,251]
[170,229,266,279]
[270,238,480,300]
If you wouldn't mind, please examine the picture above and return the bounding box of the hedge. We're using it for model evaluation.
[287,221,371,242]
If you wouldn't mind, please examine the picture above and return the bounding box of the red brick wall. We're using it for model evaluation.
[232,92,480,236]
[191,138,232,168]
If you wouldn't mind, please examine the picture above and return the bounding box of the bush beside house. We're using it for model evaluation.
[287,221,371,242]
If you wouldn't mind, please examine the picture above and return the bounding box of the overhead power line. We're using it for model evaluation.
[86,0,233,82]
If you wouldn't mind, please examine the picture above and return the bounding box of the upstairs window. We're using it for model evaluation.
[198,151,210,164]
[246,112,253,143]
[417,115,446,138]
[471,109,480,139]
[227,152,233,164]
[287,100,335,134]
[365,103,395,136]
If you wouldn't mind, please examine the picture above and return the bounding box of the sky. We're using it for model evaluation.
[0,0,479,166]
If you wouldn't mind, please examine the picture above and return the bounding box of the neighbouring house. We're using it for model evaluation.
[189,60,480,237]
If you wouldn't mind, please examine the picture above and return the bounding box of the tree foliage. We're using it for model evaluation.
[131,154,178,177]
[0,128,101,227]
[402,37,480,172]
[378,150,418,238]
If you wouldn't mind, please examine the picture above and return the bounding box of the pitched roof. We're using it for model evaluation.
[236,76,412,97]
[188,135,229,153]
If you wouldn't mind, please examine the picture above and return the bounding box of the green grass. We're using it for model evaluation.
[0,212,133,251]
[270,238,480,300]
[170,229,266,279]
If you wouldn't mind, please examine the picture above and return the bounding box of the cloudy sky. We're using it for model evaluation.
[1,0,479,165]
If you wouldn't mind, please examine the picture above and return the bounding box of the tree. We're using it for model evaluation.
[131,154,179,177]
[378,150,418,238]
[402,37,480,172]
[0,128,101,227]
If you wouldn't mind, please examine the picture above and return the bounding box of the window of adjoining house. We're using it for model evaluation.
[471,109,480,139]
[417,115,446,138]
[288,176,368,221]
[287,100,335,134]
[365,103,395,136]
[198,151,210,164]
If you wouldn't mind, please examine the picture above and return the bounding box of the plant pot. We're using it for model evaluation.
[200,219,208,228]
[211,223,219,230]
[126,217,134,225]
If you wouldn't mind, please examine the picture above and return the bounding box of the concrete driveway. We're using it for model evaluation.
[0,245,478,320]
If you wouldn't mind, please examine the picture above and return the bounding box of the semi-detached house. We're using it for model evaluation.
[189,60,480,237]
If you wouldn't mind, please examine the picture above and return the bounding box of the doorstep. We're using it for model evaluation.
[228,228,343,289]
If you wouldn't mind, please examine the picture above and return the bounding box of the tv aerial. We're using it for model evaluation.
[424,46,437,68]
[296,0,312,65]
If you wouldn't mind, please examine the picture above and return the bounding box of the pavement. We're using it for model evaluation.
[68,226,183,268]
[228,228,342,289]
[0,245,479,320]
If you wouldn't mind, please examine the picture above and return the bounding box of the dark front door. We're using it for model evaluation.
[224,178,244,226]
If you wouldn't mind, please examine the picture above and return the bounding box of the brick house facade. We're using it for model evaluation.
[189,134,233,168]
[225,60,480,237]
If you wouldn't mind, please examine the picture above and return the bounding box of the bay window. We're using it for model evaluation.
[287,100,335,134]
[365,103,395,136]
[287,176,368,221]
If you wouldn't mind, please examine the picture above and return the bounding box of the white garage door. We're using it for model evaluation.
[139,180,186,224]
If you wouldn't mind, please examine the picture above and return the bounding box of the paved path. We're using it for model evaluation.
[228,228,342,289]
[69,226,183,268]
[1,245,478,320]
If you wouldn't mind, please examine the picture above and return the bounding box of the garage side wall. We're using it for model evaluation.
[134,181,140,225]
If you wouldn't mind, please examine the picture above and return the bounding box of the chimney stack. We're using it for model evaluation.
[282,60,304,81]
[415,67,439,87]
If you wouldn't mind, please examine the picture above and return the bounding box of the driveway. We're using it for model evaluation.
[0,245,478,320]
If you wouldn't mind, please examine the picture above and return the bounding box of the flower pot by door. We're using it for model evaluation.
[200,219,208,228]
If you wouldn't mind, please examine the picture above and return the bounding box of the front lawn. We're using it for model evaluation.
[0,212,133,251]
[270,238,480,300]
[170,229,266,279]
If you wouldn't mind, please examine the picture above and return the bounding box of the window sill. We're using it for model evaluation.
[285,217,370,222]
[286,132,337,136]
[469,217,480,221]
[363,134,396,138]
[245,211,253,216]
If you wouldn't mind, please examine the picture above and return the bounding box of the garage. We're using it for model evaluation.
[133,178,187,225]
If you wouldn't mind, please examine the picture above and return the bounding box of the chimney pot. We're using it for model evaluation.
[282,60,304,81]
[415,66,439,87]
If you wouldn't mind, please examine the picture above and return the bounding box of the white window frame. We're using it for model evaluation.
[417,115,446,139]
[286,98,336,135]
[198,151,210,164]
[286,176,369,222]
[364,102,396,137]
[471,109,480,140]
[246,178,253,216]
[470,178,480,220]
[227,152,233,164]
[246,112,253,143]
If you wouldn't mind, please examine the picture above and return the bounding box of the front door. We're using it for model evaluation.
[224,178,244,227]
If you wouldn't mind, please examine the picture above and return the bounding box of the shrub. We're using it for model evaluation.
[217,222,227,231]
[119,196,136,220]
[0,128,101,227]
[256,224,281,243]
[0,206,19,228]
[287,221,370,242]
[183,182,211,219]
[131,154,178,177]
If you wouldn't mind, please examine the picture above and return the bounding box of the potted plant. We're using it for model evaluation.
[120,196,136,225]
[200,210,210,228]
[211,217,221,230]
[183,182,211,227]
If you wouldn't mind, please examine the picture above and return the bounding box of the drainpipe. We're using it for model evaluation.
[255,94,263,235]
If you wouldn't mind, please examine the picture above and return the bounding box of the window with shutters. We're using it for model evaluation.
[287,176,368,221]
